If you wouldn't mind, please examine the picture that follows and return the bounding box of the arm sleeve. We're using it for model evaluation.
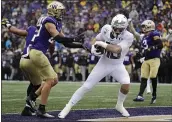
[63,42,83,48]
[54,35,75,43]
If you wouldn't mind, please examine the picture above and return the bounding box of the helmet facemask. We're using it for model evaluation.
[54,9,65,20]
[112,27,125,37]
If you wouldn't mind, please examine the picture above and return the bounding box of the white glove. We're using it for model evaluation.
[128,18,132,23]
[139,57,145,63]
[94,41,108,49]
[166,29,172,42]
[91,45,103,57]
[132,64,135,69]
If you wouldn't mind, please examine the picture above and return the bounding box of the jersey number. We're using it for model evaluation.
[142,39,148,49]
[31,16,46,42]
[105,42,121,59]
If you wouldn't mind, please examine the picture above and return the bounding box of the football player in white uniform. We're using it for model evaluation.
[58,14,134,118]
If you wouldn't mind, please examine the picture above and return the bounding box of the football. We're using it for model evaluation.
[94,44,105,54]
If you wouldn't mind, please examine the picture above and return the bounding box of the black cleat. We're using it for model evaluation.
[150,96,156,104]
[36,109,54,118]
[133,96,144,102]
[26,96,36,112]
[21,106,36,116]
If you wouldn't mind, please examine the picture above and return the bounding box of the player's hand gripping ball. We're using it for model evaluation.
[94,45,105,54]
[91,44,105,57]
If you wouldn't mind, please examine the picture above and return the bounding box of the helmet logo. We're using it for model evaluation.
[115,20,125,24]
[51,5,57,9]
[114,20,125,27]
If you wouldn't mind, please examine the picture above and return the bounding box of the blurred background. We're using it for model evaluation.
[1,0,172,83]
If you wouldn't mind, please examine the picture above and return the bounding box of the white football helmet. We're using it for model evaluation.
[47,1,65,20]
[111,14,128,36]
[141,20,155,33]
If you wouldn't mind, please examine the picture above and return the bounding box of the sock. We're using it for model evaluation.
[27,83,34,96]
[68,86,90,107]
[146,78,151,92]
[38,104,45,112]
[33,84,41,93]
[138,78,147,96]
[29,92,38,101]
[151,78,157,97]
[116,91,127,106]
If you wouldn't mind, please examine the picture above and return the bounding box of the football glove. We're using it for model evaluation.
[91,44,104,57]
[82,41,91,52]
[2,18,12,29]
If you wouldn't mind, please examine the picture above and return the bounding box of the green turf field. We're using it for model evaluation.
[2,81,172,114]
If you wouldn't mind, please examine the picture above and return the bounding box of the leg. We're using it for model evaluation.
[19,58,42,116]
[149,58,160,104]
[71,67,76,81]
[36,68,58,118]
[111,64,130,117]
[27,83,34,96]
[146,78,151,94]
[133,61,149,101]
[29,49,58,118]
[66,67,70,81]
[58,59,111,118]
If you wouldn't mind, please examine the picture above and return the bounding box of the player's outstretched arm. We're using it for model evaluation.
[45,22,83,44]
[2,18,27,36]
[63,41,91,52]
[128,20,141,41]
[9,26,28,36]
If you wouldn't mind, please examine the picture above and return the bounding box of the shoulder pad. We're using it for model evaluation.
[124,31,134,42]
[101,24,112,34]
[151,30,161,40]
[43,16,57,25]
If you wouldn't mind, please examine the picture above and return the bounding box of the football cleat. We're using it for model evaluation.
[115,105,130,117]
[58,104,72,119]
[133,96,144,102]
[150,96,156,104]
[21,106,36,116]
[26,96,37,112]
[36,109,54,118]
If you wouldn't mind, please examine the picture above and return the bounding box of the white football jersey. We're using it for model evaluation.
[96,24,134,64]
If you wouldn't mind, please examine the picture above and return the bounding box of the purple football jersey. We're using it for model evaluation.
[31,16,62,54]
[22,26,37,57]
[141,30,161,60]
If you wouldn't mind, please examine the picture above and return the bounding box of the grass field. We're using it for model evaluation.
[2,81,172,114]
